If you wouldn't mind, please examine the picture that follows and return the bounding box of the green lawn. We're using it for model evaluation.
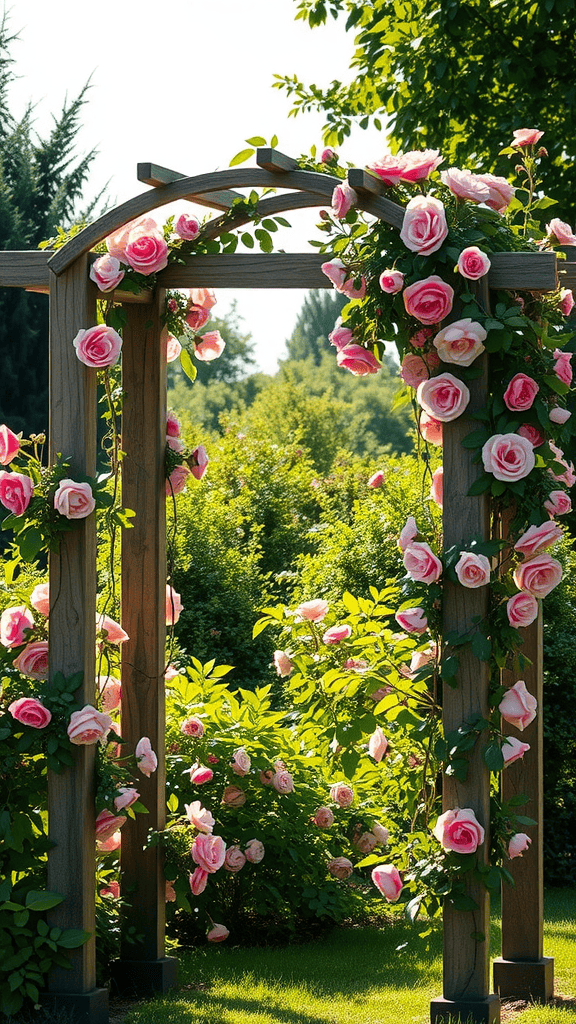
[122,890,576,1024]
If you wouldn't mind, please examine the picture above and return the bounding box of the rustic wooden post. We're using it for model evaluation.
[42,256,109,1023]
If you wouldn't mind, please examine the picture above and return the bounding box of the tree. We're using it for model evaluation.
[277,0,576,221]
[286,289,346,364]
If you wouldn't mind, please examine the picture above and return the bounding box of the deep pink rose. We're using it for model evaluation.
[272,769,294,794]
[135,736,158,776]
[398,515,418,552]
[560,289,574,316]
[189,445,209,481]
[124,232,168,275]
[96,614,129,644]
[100,882,121,899]
[403,275,454,325]
[89,255,125,293]
[95,810,126,843]
[475,173,515,213]
[192,833,226,873]
[313,806,334,828]
[175,213,200,240]
[166,412,181,438]
[457,247,491,280]
[482,433,535,481]
[207,923,229,942]
[508,833,532,859]
[400,149,443,181]
[106,215,158,261]
[371,864,403,901]
[321,147,335,163]
[417,373,470,422]
[512,129,544,147]
[54,479,95,519]
[0,424,20,465]
[503,373,539,412]
[181,716,204,738]
[395,607,427,634]
[403,542,442,584]
[553,348,573,386]
[68,704,112,744]
[499,680,537,731]
[0,471,34,515]
[517,424,545,448]
[73,325,123,369]
[400,351,439,389]
[419,411,443,446]
[185,800,215,834]
[166,585,183,626]
[337,344,381,376]
[400,195,448,256]
[432,807,485,853]
[222,785,246,807]
[502,736,530,766]
[331,181,357,218]
[329,856,353,880]
[432,319,486,367]
[323,624,352,644]
[189,867,208,895]
[321,259,366,299]
[296,599,329,622]
[544,490,572,516]
[190,765,213,785]
[224,846,246,873]
[189,288,217,310]
[245,838,265,863]
[8,696,51,729]
[166,464,191,496]
[430,466,443,509]
[330,781,354,807]
[30,583,50,616]
[455,552,491,588]
[441,168,491,203]
[368,726,388,762]
[273,650,293,677]
[186,305,211,331]
[514,521,563,557]
[194,331,225,362]
[329,323,354,351]
[13,640,49,679]
[368,470,385,488]
[507,592,538,629]
[549,406,571,425]
[1,605,34,648]
[513,553,562,598]
[114,787,140,812]
[379,269,404,294]
[547,219,576,246]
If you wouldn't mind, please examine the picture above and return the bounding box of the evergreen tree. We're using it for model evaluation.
[285,289,346,364]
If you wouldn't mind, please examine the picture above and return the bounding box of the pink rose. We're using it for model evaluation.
[272,769,294,794]
[186,306,210,332]
[190,765,214,785]
[368,153,409,186]
[544,490,572,516]
[245,838,265,864]
[399,515,418,552]
[368,726,388,762]
[329,323,354,351]
[328,856,353,880]
[166,464,191,496]
[546,219,576,246]
[432,807,485,853]
[331,181,357,218]
[395,607,428,634]
[124,231,168,276]
[313,806,334,828]
[514,521,562,557]
[548,442,576,487]
[345,658,368,673]
[8,696,51,729]
[517,424,545,448]
[371,864,403,901]
[0,471,34,515]
[296,599,329,622]
[513,553,562,598]
[13,640,49,679]
[429,464,443,506]
[195,331,225,361]
[189,445,209,481]
[330,781,354,807]
[321,259,366,299]
[166,412,181,438]
[231,747,251,776]
[432,319,486,367]
[400,351,440,389]
[222,785,246,807]
[457,247,491,280]
[417,373,470,422]
[419,411,443,446]
[100,881,121,899]
[503,373,539,412]
[400,149,443,181]
[167,435,184,455]
[410,645,438,674]
[506,592,538,629]
[189,867,208,895]
[455,551,491,588]
[441,168,491,203]
[68,704,112,744]
[135,736,158,776]
[165,335,182,363]
[0,424,20,465]
[165,880,176,903]
[96,614,129,644]
[224,846,246,873]
[499,680,537,731]
[207,923,229,943]
[368,470,385,488]
[403,542,442,584]
[189,288,217,311]
[181,716,204,738]
[355,831,378,854]
[403,275,454,325]
[53,479,95,520]
[260,769,274,785]
[114,787,140,812]
[97,831,122,853]
[482,433,535,481]
[185,800,215,834]
[95,810,126,843]
[166,585,183,626]
[372,823,389,846]
[323,624,352,644]
[191,833,226,873]
[508,833,532,859]
[409,328,433,349]
[512,129,544,147]
[400,195,448,256]
[1,605,34,648]
[474,173,515,213]
[379,269,404,294]
[560,289,574,316]
[549,406,571,425]
[106,215,158,261]
[321,147,335,163]
[502,736,530,766]
[30,583,50,616]
[553,348,573,386]
[73,325,123,369]
[336,344,381,376]
[273,650,293,677]
[175,213,200,241]
[89,255,125,293]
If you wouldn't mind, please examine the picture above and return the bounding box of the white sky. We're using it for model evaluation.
[8,0,387,373]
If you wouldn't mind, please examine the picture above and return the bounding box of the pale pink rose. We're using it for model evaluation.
[553,348,573,386]
[368,470,385,488]
[321,259,366,299]
[512,129,544,146]
[68,705,112,745]
[1,605,34,648]
[482,433,535,481]
[503,373,539,412]
[100,881,121,899]
[175,213,200,240]
[372,823,389,846]
[457,247,491,280]
[419,411,443,446]
[114,787,140,812]
[559,289,574,316]
[502,736,530,766]
[190,764,214,785]
[207,923,229,942]
[546,218,576,246]
[514,521,563,557]
[403,542,442,584]
[165,880,177,902]
[330,781,354,807]
[331,181,358,218]
[432,807,485,853]
[187,307,211,331]
[13,640,49,679]
[189,288,217,310]
[54,479,95,520]
[544,490,572,516]
[8,696,51,729]
[73,325,123,369]
[165,335,182,363]
[513,553,562,598]
[399,515,418,552]
[321,147,335,163]
[222,785,246,807]
[181,717,204,738]
[192,833,226,873]
[231,747,251,776]
[499,681,537,731]
[0,471,34,515]
[95,810,126,843]
[410,645,438,674]
[96,614,129,644]
[189,867,208,895]
[475,173,515,213]
[167,435,184,455]
[166,585,183,626]
[507,592,539,629]
[329,856,353,880]
[329,323,354,351]
[371,864,403,901]
[432,319,486,367]
[245,838,265,864]
[90,255,125,292]
[97,831,121,853]
[368,726,388,762]
[185,801,215,834]
[404,275,454,325]
[409,328,434,348]
[517,424,545,448]
[355,831,378,854]
[508,833,532,859]
[400,195,448,256]
[548,442,576,487]
[400,149,443,181]
[379,269,404,294]
[106,215,158,261]
[313,806,334,828]
[30,583,50,616]
[400,351,440,389]
[337,344,381,376]
[272,769,294,794]
[135,736,158,776]
[296,599,329,622]
[395,607,427,634]
[166,464,191,496]
[455,551,491,588]
[273,650,293,677]
[124,231,168,276]
[0,424,20,464]
[195,331,225,361]
[549,406,571,425]
[431,466,444,508]
[189,445,209,481]
[224,846,246,873]
[417,373,470,422]
[367,153,409,186]
[441,168,491,203]
[323,624,352,644]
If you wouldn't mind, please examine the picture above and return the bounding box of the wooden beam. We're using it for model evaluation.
[158,253,331,288]
[487,251,557,291]
[137,162,244,211]
[0,249,51,287]
[256,147,298,173]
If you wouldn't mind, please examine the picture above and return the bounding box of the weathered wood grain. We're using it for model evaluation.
[487,251,557,291]
[0,249,51,287]
[137,162,244,210]
[158,253,332,288]
[256,147,299,172]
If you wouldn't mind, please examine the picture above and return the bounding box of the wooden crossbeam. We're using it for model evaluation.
[256,148,299,173]
[137,162,244,211]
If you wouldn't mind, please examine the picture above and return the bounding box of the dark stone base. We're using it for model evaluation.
[430,993,500,1023]
[39,987,109,1024]
[110,957,178,998]
[493,956,554,1002]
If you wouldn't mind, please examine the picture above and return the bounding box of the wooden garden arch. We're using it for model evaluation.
[0,149,574,1024]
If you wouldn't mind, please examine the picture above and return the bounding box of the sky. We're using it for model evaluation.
[8,0,387,373]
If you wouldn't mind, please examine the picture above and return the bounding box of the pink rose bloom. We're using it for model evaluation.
[68,704,112,744]
[482,433,535,481]
[499,680,537,731]
[547,218,576,246]
[186,307,212,331]
[368,726,388,762]
[507,592,539,629]
[400,195,448,256]
[95,810,126,843]
[475,173,515,213]
[96,614,129,644]
[337,344,381,376]
[167,435,184,455]
[272,769,294,794]
[106,215,158,261]
[553,348,573,386]
[224,846,246,873]
[73,325,123,369]
[30,583,50,616]
[331,181,358,218]
[189,288,217,311]
[181,717,204,738]
[429,464,443,506]
[231,747,251,776]
[192,833,226,873]
[99,675,122,712]
[330,781,354,807]
[400,149,443,181]
[403,542,442,584]
[97,831,122,853]
[100,881,121,899]
[165,335,182,363]
[399,515,418,552]
[175,213,200,240]
[419,411,443,446]
[0,424,20,464]
[400,351,440,389]
[329,323,354,351]
[372,823,389,846]
[321,259,366,299]
[514,521,562,557]
[368,153,409,186]
[124,231,168,276]
[517,424,545,448]
[404,275,454,325]
[1,605,34,648]
[190,765,214,785]
[296,599,329,622]
[457,247,491,280]
[13,640,49,679]
[189,445,209,481]
[166,585,183,626]
[323,624,352,644]
[410,645,437,674]
[512,129,544,147]
[273,650,293,677]
[166,412,181,438]
[195,331,225,361]
[455,551,491,588]
[441,168,491,203]
[549,406,571,425]
[432,807,485,853]
[245,838,265,864]
[329,856,353,880]
[379,269,404,294]
[503,373,539,412]
[89,255,125,293]
[417,373,470,422]
[189,867,208,895]
[409,328,433,349]
[548,442,576,487]
[368,470,385,488]
[371,864,403,901]
[0,471,34,515]
[166,464,191,496]
[321,147,335,163]
[260,769,274,785]
[395,607,428,634]
[432,319,486,367]
[8,696,51,729]
[114,787,140,812]
[207,923,229,943]
[508,833,532,859]
[185,800,215,834]
[222,785,246,807]
[313,806,334,828]
[165,880,176,902]
[355,831,378,854]
[135,736,158,776]
[54,479,95,520]
[502,736,530,766]
[559,289,574,316]
[544,490,571,516]
[513,553,562,598]
[345,658,368,673]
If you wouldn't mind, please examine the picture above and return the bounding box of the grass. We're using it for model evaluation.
[120,890,576,1024]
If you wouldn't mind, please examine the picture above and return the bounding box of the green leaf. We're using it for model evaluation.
[25,891,64,912]
[440,655,459,681]
[229,148,255,166]
[449,892,478,912]
[483,741,504,772]
[467,475,491,496]
[167,793,179,813]
[340,747,360,780]
[543,374,569,396]
[18,527,43,563]
[57,928,91,949]
[179,349,197,383]
[241,232,254,249]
